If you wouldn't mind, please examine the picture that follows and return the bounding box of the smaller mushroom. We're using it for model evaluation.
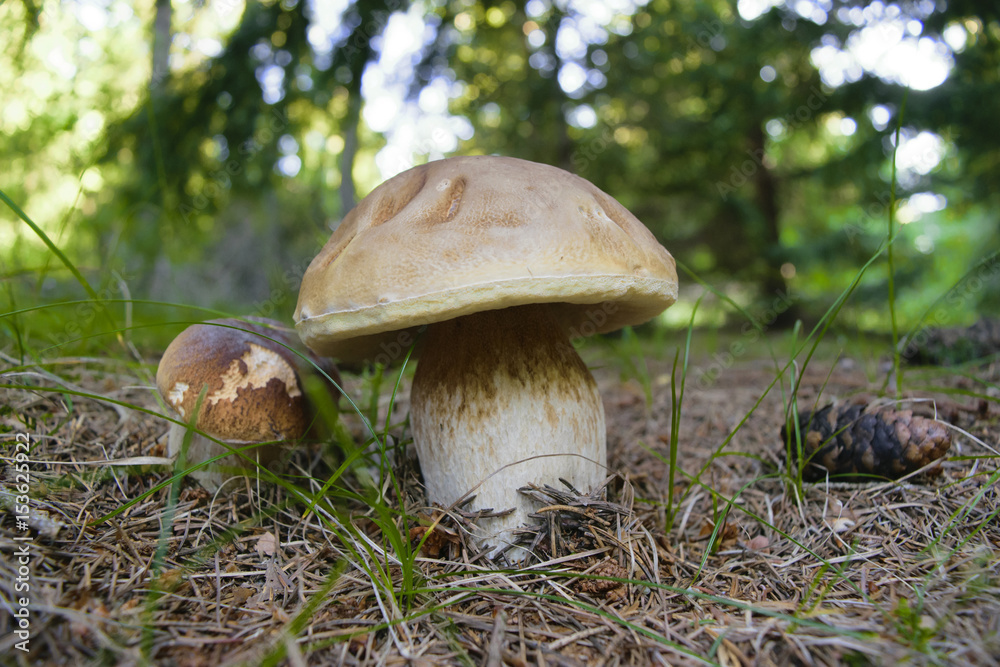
[155,317,338,491]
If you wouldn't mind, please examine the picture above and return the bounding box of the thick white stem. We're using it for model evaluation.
[410,305,606,559]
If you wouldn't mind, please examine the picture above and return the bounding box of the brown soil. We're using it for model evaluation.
[1,347,998,666]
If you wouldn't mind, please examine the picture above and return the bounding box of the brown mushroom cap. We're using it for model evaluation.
[156,318,321,442]
[294,155,678,359]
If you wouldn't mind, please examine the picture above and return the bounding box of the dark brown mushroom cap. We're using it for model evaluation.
[156,317,335,442]
[294,155,678,359]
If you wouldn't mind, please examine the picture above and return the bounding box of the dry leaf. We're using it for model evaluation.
[256,531,278,557]
[230,585,254,606]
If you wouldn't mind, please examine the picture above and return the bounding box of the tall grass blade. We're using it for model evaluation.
[886,89,909,398]
[666,293,701,532]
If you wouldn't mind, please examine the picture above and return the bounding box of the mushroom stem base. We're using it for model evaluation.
[167,424,278,493]
[410,304,606,560]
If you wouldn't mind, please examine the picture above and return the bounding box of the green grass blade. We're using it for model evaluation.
[886,88,909,398]
[0,188,120,339]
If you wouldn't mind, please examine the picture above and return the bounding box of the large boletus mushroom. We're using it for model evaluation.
[156,317,337,492]
[295,156,677,558]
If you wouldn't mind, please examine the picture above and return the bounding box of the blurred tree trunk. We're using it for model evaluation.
[328,1,397,223]
[151,0,170,93]
[750,123,798,326]
[143,0,172,297]
[540,6,573,171]
[338,91,360,217]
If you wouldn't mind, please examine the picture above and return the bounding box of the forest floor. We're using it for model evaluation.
[1,337,999,666]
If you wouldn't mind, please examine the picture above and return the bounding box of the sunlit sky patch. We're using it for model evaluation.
[810,18,954,90]
[353,0,653,177]
[741,1,953,215]
[567,104,598,129]
[63,0,961,193]
[892,129,947,188]
[903,190,944,251]
[738,0,784,23]
[736,0,958,91]
[356,6,474,178]
[869,104,892,131]
[356,0,959,182]
[70,0,136,32]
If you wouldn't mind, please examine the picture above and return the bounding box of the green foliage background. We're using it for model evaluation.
[2,0,998,353]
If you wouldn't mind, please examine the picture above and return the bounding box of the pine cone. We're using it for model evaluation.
[577,560,629,602]
[782,403,952,481]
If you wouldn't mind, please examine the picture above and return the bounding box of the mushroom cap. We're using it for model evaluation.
[295,155,678,359]
[156,317,324,442]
